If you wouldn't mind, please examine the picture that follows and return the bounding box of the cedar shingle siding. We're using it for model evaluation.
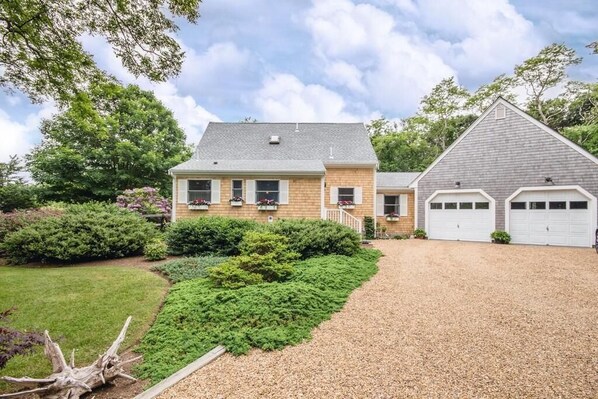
[416,104,598,230]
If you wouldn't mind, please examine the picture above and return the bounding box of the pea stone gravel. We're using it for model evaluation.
[159,240,598,398]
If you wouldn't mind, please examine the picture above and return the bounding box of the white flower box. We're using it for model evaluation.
[257,205,278,211]
[188,204,209,211]
[230,201,243,207]
[386,216,400,222]
[339,204,355,210]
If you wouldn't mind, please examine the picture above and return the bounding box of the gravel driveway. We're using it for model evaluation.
[160,240,598,398]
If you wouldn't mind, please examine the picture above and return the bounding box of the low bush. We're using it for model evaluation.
[136,249,381,383]
[208,232,299,288]
[152,257,229,283]
[392,233,409,240]
[0,184,37,213]
[144,238,168,261]
[491,230,511,244]
[1,207,157,264]
[0,208,63,243]
[266,219,360,258]
[166,217,258,256]
[413,228,427,239]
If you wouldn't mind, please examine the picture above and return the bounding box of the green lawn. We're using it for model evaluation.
[0,265,168,392]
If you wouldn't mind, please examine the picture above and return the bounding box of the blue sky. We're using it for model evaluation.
[1,0,597,162]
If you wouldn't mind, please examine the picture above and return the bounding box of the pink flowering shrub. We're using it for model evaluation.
[116,187,171,215]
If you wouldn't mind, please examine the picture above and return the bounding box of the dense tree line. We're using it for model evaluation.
[370,43,598,172]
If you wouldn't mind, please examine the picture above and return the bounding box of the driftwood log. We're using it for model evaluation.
[0,316,139,399]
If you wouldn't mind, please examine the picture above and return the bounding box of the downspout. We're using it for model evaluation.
[171,172,177,223]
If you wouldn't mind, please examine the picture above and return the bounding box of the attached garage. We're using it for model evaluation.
[426,190,495,242]
[506,186,597,248]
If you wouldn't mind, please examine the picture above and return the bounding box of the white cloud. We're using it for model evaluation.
[255,73,358,122]
[305,0,455,116]
[0,103,56,162]
[416,0,543,80]
[324,61,367,94]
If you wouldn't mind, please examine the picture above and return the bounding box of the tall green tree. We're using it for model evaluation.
[514,43,582,125]
[466,74,517,114]
[0,0,201,104]
[28,82,192,202]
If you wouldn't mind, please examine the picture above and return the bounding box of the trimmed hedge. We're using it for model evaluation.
[0,208,63,244]
[166,217,258,256]
[1,206,157,264]
[266,219,361,258]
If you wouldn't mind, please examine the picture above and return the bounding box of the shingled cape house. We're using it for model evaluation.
[170,98,598,248]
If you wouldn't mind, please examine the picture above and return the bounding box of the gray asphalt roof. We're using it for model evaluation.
[377,172,421,188]
[192,122,378,164]
[169,159,326,175]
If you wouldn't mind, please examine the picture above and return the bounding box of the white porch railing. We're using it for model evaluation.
[324,208,362,235]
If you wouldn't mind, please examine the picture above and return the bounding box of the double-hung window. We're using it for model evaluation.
[384,195,400,215]
[188,180,211,202]
[256,180,279,202]
[338,188,354,203]
[231,180,243,199]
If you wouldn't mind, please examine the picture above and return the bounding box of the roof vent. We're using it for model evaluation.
[269,135,280,144]
[495,105,506,120]
[295,122,299,133]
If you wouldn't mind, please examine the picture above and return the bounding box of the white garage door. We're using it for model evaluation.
[508,189,593,247]
[427,191,494,242]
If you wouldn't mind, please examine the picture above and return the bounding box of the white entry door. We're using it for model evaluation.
[427,191,495,242]
[508,189,593,247]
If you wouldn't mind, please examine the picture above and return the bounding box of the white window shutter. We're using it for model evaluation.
[354,187,363,204]
[330,186,338,204]
[246,180,256,204]
[376,194,385,216]
[279,180,289,204]
[399,194,408,216]
[211,179,221,204]
[177,179,188,204]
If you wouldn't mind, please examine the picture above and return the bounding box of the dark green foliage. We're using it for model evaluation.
[413,228,427,239]
[1,206,157,264]
[266,219,361,258]
[0,208,63,243]
[136,250,381,383]
[166,217,259,256]
[28,82,192,202]
[393,234,409,240]
[363,216,375,240]
[0,184,37,213]
[491,230,511,244]
[209,232,299,288]
[152,257,229,283]
[144,239,168,261]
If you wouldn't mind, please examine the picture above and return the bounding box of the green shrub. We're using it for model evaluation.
[0,183,37,212]
[1,208,157,264]
[144,238,168,261]
[136,249,381,383]
[491,230,511,244]
[266,219,360,258]
[413,228,427,239]
[363,216,375,240]
[392,233,409,240]
[209,231,298,288]
[0,208,63,243]
[166,217,258,256]
[152,257,228,283]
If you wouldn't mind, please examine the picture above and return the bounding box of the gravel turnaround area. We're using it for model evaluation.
[160,240,598,398]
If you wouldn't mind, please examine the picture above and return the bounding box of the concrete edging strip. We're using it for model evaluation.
[134,345,227,399]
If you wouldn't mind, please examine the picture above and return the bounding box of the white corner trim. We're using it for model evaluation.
[409,97,598,189]
[171,175,177,223]
[373,171,377,231]
[424,189,496,235]
[320,176,325,219]
[504,185,597,247]
[414,188,419,229]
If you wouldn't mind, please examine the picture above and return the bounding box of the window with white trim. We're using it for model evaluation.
[338,187,354,203]
[570,201,588,209]
[231,180,243,199]
[475,202,489,209]
[430,202,442,210]
[188,180,211,201]
[256,180,279,202]
[384,195,400,214]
